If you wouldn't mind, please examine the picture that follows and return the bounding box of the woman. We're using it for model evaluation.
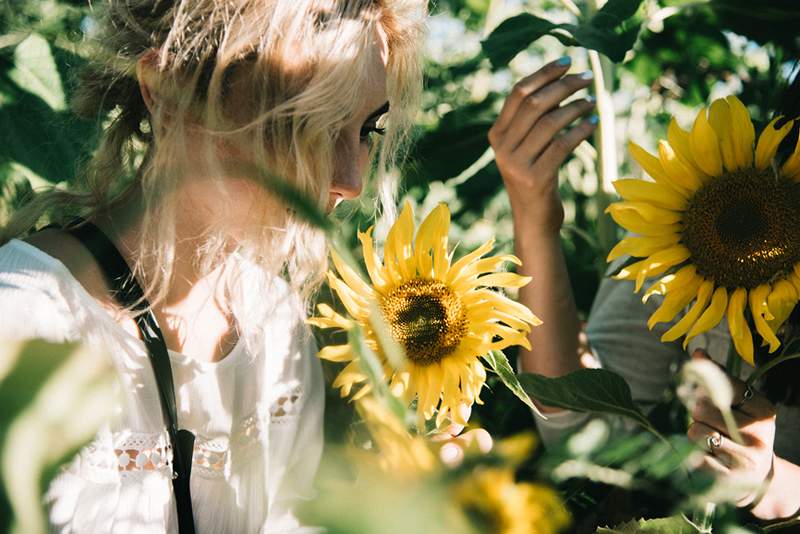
[503,66,800,518]
[0,1,424,531]
[0,1,596,532]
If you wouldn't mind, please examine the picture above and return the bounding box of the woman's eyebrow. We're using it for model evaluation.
[365,101,390,121]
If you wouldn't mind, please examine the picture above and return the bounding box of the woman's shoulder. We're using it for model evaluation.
[0,233,99,341]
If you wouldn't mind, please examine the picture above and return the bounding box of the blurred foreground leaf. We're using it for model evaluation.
[596,515,697,534]
[0,339,115,534]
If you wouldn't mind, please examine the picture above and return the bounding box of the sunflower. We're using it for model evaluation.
[452,467,570,534]
[607,95,800,364]
[309,201,540,427]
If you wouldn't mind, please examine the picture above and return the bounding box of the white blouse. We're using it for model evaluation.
[0,239,324,533]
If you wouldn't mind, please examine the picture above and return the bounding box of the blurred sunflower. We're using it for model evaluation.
[309,201,540,427]
[608,95,800,364]
[452,467,570,534]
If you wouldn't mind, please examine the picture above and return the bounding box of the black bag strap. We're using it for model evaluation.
[63,219,196,534]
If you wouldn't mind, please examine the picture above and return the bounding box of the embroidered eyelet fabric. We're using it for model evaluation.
[0,240,325,534]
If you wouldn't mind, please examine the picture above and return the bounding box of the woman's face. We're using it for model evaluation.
[328,24,390,211]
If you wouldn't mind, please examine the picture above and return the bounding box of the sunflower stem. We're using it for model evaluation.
[745,350,800,392]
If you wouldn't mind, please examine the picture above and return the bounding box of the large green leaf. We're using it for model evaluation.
[0,34,98,186]
[482,350,543,418]
[0,339,115,534]
[480,0,644,68]
[519,369,655,433]
[597,515,697,534]
[7,33,65,111]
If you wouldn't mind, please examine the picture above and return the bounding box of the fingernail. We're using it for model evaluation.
[579,70,594,80]
[586,95,597,104]
[556,55,571,66]
[589,114,599,124]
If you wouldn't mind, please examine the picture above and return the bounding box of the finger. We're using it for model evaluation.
[691,398,756,439]
[493,57,573,135]
[453,428,494,454]
[535,116,598,170]
[687,421,752,468]
[439,404,472,437]
[516,97,596,163]
[691,349,774,419]
[503,72,594,151]
[439,441,465,467]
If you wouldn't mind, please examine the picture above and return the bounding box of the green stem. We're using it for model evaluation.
[745,351,800,391]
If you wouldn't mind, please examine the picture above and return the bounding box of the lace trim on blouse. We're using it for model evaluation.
[81,384,305,479]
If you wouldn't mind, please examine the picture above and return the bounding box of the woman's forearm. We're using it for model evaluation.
[513,210,582,381]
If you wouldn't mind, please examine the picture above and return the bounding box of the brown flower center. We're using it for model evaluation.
[682,168,800,289]
[380,279,467,366]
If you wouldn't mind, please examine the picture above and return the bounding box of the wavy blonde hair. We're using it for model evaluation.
[2,0,425,330]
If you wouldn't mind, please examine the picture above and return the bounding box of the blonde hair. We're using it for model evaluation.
[2,0,425,330]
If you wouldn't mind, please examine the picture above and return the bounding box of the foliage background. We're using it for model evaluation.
[1,0,799,532]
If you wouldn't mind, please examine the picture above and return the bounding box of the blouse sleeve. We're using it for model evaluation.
[261,320,325,534]
[0,248,76,343]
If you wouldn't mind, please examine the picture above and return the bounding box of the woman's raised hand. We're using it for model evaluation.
[489,57,597,235]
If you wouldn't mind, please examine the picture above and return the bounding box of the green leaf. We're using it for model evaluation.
[480,13,556,68]
[566,22,641,63]
[482,350,543,418]
[519,369,655,434]
[8,34,65,111]
[592,0,645,28]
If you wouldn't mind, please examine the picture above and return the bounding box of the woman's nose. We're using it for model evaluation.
[330,172,363,200]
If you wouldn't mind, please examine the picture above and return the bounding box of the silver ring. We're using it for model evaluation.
[706,432,723,452]
[732,387,753,410]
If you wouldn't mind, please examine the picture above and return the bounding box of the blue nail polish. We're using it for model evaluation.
[589,114,599,124]
[556,56,571,66]
[579,70,594,80]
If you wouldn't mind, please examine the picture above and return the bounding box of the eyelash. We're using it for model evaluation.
[359,126,386,142]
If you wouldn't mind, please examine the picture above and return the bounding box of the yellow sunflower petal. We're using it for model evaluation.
[683,286,728,344]
[690,107,723,177]
[450,254,520,287]
[633,245,691,292]
[472,272,532,289]
[647,275,703,329]
[384,201,416,281]
[332,361,368,397]
[668,118,708,178]
[327,272,369,318]
[306,304,353,330]
[643,265,698,303]
[629,141,693,197]
[607,201,683,225]
[446,239,495,284]
[607,204,682,236]
[727,287,754,365]
[755,117,793,170]
[318,344,355,362]
[661,279,714,342]
[607,233,681,262]
[726,96,755,169]
[658,140,704,192]
[781,130,800,180]
[749,284,780,353]
[708,98,739,172]
[358,227,388,290]
[766,279,799,333]
[414,203,449,278]
[432,206,452,280]
[330,247,374,300]
[612,178,688,210]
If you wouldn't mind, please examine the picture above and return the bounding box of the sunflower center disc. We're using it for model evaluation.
[380,279,468,366]
[682,168,800,289]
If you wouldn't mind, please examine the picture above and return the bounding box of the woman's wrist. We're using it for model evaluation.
[749,455,800,520]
